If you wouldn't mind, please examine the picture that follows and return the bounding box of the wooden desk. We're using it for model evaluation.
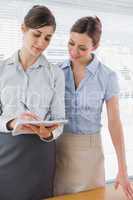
[46,184,128,200]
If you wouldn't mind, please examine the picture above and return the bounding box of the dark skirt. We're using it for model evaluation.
[0,132,55,200]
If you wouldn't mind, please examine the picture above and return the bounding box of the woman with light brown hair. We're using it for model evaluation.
[54,16,133,200]
[0,5,65,200]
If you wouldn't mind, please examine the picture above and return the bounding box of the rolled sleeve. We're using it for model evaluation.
[0,115,14,132]
[104,71,120,101]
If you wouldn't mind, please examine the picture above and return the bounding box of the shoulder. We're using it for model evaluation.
[41,55,64,83]
[97,61,119,97]
[98,61,118,81]
[0,56,13,76]
[98,61,117,75]
[51,63,65,82]
[57,59,70,70]
[41,55,64,74]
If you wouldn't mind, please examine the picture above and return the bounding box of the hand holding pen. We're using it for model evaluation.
[20,101,40,121]
[7,101,57,139]
[7,101,40,131]
[14,101,58,139]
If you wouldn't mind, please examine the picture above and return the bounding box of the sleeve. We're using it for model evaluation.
[40,66,65,142]
[0,61,13,132]
[104,71,120,101]
[0,100,14,132]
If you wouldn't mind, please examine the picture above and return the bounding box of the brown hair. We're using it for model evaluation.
[24,5,56,31]
[71,16,102,47]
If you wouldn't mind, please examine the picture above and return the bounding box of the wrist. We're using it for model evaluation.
[40,132,54,142]
[46,132,53,140]
[118,166,128,176]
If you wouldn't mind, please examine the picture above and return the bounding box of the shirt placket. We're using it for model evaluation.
[74,73,90,133]
[74,92,78,132]
[24,72,30,107]
[19,68,30,109]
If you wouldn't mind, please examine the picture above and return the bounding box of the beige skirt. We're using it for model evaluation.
[54,133,105,196]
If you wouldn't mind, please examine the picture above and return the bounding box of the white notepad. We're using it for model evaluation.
[12,119,68,136]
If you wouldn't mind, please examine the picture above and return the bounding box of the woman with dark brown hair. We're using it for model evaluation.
[0,5,65,200]
[54,16,133,200]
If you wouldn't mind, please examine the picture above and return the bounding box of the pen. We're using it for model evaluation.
[20,101,41,121]
[20,101,51,120]
[20,101,30,111]
[44,109,51,120]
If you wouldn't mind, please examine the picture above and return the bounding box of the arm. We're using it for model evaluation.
[0,62,12,132]
[0,99,16,132]
[106,96,133,199]
[106,96,127,175]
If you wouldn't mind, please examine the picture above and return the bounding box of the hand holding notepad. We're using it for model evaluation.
[12,102,68,136]
[12,119,68,135]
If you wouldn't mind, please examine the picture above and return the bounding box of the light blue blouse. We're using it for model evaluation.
[0,51,65,140]
[60,54,119,134]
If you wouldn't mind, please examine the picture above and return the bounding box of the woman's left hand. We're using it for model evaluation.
[18,112,59,139]
[23,123,58,139]
[115,171,133,200]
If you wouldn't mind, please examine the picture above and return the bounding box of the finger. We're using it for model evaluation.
[38,124,58,132]
[50,124,59,128]
[38,126,52,138]
[114,181,119,190]
[122,186,133,200]
[25,124,39,133]
[126,191,133,200]
[127,185,133,199]
[19,113,34,120]
[20,112,40,120]
[122,187,130,200]
[20,125,35,134]
[26,112,41,120]
[48,124,59,130]
[51,126,58,132]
